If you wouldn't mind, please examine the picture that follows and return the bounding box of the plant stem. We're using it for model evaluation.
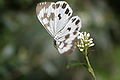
[84,49,96,80]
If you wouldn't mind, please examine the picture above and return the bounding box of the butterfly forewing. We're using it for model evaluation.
[54,1,73,35]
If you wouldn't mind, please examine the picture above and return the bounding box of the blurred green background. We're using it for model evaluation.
[0,0,120,80]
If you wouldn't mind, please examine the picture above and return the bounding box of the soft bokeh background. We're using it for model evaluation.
[0,0,120,80]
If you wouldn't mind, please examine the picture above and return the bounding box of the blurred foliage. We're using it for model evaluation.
[0,0,120,80]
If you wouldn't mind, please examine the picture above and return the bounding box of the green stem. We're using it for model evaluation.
[84,49,96,80]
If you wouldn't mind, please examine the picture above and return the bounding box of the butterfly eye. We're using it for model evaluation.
[54,40,57,46]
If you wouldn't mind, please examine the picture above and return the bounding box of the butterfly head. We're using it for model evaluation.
[53,40,57,48]
[53,39,61,50]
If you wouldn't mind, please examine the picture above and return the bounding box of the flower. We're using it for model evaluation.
[77,32,95,52]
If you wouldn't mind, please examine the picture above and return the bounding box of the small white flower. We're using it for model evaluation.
[89,43,95,47]
[80,49,84,51]
[84,32,87,36]
[81,45,84,47]
[89,40,93,43]
[89,38,93,41]
[85,44,88,47]
[87,33,90,38]
[77,32,95,52]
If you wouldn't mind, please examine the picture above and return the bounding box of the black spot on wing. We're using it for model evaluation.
[75,27,79,31]
[62,3,67,9]
[52,4,55,9]
[65,34,70,39]
[73,32,77,35]
[56,4,60,8]
[72,18,76,23]
[58,14,61,20]
[65,8,69,14]
[75,20,80,25]
[67,27,71,31]
[68,13,71,16]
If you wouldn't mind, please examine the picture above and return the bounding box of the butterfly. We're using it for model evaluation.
[36,1,82,54]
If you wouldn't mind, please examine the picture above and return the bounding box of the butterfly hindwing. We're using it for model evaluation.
[54,16,81,54]
[57,16,81,38]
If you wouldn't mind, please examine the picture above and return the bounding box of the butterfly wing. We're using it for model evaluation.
[54,1,73,35]
[54,16,82,54]
[36,2,56,37]
[36,1,73,37]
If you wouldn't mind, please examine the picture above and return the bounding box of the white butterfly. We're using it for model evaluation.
[36,1,82,54]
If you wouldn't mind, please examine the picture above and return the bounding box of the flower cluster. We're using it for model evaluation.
[77,32,95,52]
